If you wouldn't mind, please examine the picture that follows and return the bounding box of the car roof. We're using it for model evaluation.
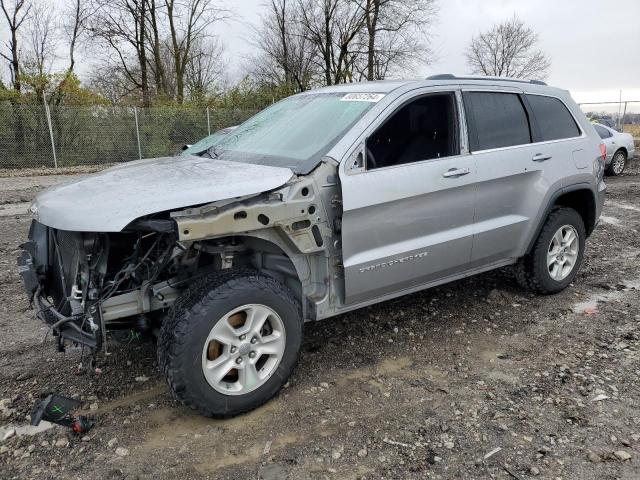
[305,75,569,98]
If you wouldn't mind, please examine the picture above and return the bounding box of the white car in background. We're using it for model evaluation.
[593,123,636,176]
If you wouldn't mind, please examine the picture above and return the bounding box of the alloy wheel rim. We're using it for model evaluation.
[201,304,286,396]
[612,153,625,174]
[547,225,579,281]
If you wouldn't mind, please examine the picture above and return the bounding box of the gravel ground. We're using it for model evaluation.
[0,163,639,480]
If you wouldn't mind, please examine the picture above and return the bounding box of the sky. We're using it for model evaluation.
[215,0,640,108]
[2,0,639,108]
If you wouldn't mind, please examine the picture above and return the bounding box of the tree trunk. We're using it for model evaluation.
[148,0,166,96]
[11,27,20,92]
[366,0,379,81]
[139,0,150,107]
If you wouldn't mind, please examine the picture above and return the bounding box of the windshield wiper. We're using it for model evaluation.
[205,146,221,159]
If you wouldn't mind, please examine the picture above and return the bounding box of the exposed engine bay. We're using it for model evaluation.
[17,160,344,354]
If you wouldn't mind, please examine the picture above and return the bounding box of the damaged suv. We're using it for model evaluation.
[18,75,606,417]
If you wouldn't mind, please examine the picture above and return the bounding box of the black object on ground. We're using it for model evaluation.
[31,393,95,434]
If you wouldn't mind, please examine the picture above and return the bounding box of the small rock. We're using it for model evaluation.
[89,403,99,411]
[348,421,356,427]
[331,445,343,460]
[107,438,118,448]
[591,394,610,402]
[614,450,631,461]
[2,428,16,442]
[0,445,9,454]
[530,466,540,476]
[319,382,329,389]
[135,376,149,383]
[357,448,368,458]
[15,372,33,381]
[115,447,130,457]
[81,436,91,442]
[54,438,69,448]
[0,399,14,419]
[587,452,602,463]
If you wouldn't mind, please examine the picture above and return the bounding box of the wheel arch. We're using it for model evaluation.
[196,232,327,322]
[525,184,597,255]
[614,147,628,158]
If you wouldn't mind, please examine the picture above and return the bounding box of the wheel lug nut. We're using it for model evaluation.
[250,337,257,344]
[230,346,237,353]
[239,334,246,341]
[236,357,243,364]
[249,351,256,358]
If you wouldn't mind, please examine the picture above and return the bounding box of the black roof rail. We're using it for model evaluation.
[426,74,547,86]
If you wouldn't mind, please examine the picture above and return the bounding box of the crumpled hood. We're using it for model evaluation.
[32,156,294,232]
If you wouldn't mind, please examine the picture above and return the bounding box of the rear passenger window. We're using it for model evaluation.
[526,94,581,141]
[463,92,531,151]
[594,124,612,139]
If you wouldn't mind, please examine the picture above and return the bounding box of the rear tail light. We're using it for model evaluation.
[599,143,607,161]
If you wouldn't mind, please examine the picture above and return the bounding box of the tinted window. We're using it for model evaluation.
[366,93,459,170]
[463,92,531,151]
[594,124,612,139]
[526,94,581,141]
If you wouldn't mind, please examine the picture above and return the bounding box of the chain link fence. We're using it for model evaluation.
[0,104,258,169]
[578,101,640,141]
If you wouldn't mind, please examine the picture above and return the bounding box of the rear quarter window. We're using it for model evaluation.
[526,94,581,141]
[463,92,531,151]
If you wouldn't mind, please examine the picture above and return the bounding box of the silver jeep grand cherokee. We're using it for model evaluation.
[18,75,606,417]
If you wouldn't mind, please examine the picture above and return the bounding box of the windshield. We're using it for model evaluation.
[181,127,235,156]
[209,92,377,173]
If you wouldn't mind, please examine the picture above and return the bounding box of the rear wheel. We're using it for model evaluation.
[159,269,303,417]
[606,150,626,176]
[515,207,585,294]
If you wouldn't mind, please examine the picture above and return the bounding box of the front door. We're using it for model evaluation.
[339,90,477,305]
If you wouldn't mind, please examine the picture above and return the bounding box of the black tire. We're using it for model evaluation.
[606,150,627,176]
[515,207,586,294]
[158,268,303,418]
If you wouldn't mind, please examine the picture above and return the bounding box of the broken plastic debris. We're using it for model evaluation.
[31,394,94,434]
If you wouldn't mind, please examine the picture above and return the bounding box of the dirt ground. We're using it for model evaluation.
[0,163,639,480]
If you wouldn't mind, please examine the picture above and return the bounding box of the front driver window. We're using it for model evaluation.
[366,93,460,170]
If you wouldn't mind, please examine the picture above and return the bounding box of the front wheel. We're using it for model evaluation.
[515,207,586,294]
[159,269,303,417]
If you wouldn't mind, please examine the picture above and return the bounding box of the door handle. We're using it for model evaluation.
[443,167,471,178]
[532,153,552,162]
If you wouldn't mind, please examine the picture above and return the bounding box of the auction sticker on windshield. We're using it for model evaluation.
[341,93,386,102]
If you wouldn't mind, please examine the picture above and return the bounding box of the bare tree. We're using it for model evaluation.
[165,0,229,103]
[465,16,551,81]
[23,1,57,78]
[63,0,95,73]
[360,0,436,81]
[0,0,32,91]
[146,0,167,97]
[185,36,224,100]
[89,0,151,106]
[250,0,316,92]
[298,0,365,85]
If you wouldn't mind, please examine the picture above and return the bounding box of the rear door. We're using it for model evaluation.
[339,89,477,305]
[464,89,584,265]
